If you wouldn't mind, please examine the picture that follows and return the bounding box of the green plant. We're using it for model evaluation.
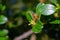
[26,0,60,33]
[0,0,60,40]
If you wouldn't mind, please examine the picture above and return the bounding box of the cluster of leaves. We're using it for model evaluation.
[26,0,60,33]
[26,10,43,33]
[0,3,8,40]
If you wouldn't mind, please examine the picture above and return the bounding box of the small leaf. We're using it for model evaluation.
[50,20,60,24]
[36,3,56,16]
[9,23,15,28]
[29,20,36,25]
[0,15,8,24]
[8,22,17,28]
[2,5,6,11]
[0,4,6,11]
[26,11,33,21]
[32,20,43,33]
[0,29,8,36]
[50,0,58,5]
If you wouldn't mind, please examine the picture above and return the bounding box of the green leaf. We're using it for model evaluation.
[32,20,43,33]
[41,4,56,15]
[26,11,33,21]
[36,3,45,16]
[8,22,17,28]
[36,3,56,16]
[50,0,58,5]
[50,20,60,24]
[0,4,6,11]
[0,37,8,40]
[0,15,8,24]
[2,5,6,11]
[0,29,8,36]
[8,23,15,28]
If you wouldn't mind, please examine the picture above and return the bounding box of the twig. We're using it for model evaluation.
[13,29,33,40]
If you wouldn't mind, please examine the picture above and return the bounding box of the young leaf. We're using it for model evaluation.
[32,20,43,33]
[26,11,33,21]
[0,15,8,24]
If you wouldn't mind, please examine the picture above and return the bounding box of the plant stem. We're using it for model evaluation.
[13,29,33,40]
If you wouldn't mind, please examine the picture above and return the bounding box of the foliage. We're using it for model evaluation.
[0,29,8,36]
[0,29,8,40]
[50,0,58,5]
[0,4,6,11]
[50,20,60,24]
[0,37,8,40]
[0,15,8,24]
[26,0,60,33]
[0,0,60,40]
[36,3,56,16]
[32,20,43,33]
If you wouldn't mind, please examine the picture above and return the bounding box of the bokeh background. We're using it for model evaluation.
[0,0,60,40]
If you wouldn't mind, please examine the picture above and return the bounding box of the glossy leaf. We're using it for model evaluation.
[0,15,8,24]
[36,3,45,16]
[41,4,56,15]
[32,20,43,33]
[36,3,56,16]
[50,20,60,24]
[0,29,8,36]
